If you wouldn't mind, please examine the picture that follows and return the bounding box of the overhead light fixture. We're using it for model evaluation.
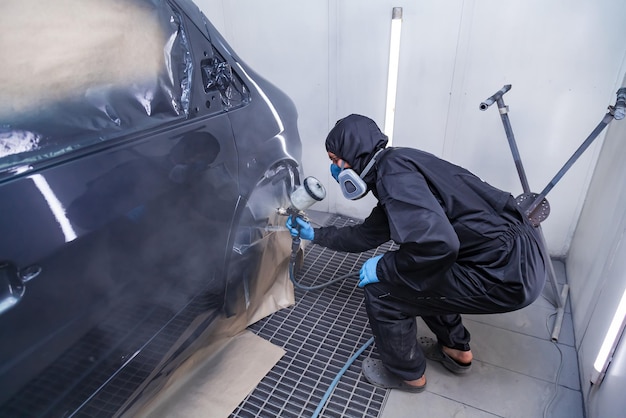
[591,286,626,385]
[384,7,402,146]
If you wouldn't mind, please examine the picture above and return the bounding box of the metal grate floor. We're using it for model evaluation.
[231,214,396,418]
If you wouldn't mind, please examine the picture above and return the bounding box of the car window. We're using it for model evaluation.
[0,0,192,174]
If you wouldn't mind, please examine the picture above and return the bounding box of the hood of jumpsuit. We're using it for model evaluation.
[325,114,389,189]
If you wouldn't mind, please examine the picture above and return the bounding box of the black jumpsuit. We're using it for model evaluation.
[313,114,547,381]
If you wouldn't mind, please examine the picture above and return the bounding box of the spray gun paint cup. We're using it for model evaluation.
[290,176,326,212]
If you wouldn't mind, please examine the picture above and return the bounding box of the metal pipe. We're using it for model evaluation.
[479,84,512,111]
[614,87,626,120]
[495,95,532,194]
[481,84,566,341]
[551,284,570,342]
[525,113,614,216]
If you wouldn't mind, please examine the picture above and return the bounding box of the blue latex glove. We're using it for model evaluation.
[286,215,314,240]
[359,254,383,288]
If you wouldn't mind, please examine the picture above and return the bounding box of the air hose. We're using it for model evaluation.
[312,336,374,418]
[288,235,358,291]
[278,179,375,415]
[288,233,374,417]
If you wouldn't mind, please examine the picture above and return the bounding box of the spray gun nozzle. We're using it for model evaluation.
[277,206,309,221]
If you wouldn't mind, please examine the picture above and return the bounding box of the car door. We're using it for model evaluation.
[0,2,242,414]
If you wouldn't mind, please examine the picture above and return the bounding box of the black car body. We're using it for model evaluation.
[0,0,301,415]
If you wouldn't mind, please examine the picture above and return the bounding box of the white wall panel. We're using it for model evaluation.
[196,0,625,255]
[567,70,626,414]
[414,0,625,256]
[568,114,626,345]
[392,2,465,156]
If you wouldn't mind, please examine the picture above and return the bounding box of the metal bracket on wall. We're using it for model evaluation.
[479,84,625,341]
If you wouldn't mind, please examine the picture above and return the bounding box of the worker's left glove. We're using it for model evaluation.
[286,215,314,241]
[359,254,383,288]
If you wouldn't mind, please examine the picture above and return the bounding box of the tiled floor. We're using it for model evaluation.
[307,211,585,418]
[382,259,583,418]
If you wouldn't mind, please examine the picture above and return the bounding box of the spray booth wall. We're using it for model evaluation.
[199,1,626,415]
[199,0,626,258]
[567,71,626,416]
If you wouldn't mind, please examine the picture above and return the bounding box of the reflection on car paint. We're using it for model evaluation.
[0,0,302,415]
[32,174,78,243]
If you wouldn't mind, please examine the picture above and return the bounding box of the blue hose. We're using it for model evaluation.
[311,336,375,418]
[288,259,358,291]
[288,239,373,417]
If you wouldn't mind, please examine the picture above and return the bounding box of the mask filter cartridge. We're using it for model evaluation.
[337,170,367,200]
[337,149,383,200]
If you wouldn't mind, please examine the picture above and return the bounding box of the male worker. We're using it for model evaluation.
[286,114,546,392]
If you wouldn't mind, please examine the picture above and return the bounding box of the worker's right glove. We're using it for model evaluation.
[286,216,314,241]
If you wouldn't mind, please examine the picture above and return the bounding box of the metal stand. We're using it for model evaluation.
[480,85,625,341]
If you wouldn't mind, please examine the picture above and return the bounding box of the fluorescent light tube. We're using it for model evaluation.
[591,287,626,384]
[384,7,402,146]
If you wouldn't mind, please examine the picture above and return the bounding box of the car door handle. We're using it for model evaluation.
[0,260,42,315]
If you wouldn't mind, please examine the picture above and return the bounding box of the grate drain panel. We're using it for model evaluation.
[231,215,396,418]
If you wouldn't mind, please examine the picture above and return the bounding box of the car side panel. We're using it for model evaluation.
[0,116,238,408]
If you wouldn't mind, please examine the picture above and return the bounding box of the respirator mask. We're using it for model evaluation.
[333,149,383,200]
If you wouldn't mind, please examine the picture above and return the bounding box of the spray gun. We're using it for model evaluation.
[278,176,361,291]
[277,176,327,265]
